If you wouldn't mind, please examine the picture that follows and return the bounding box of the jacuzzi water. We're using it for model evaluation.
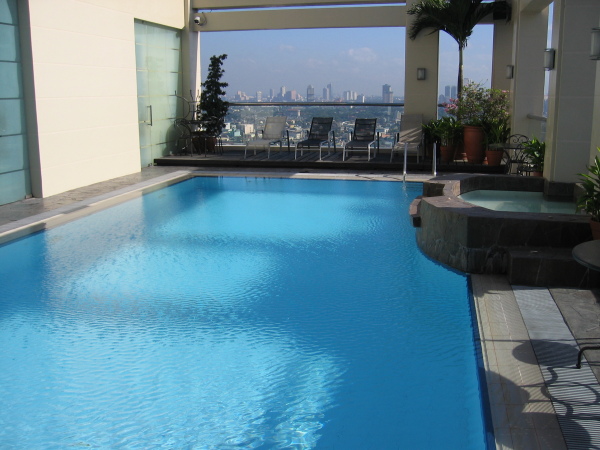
[459,189,579,214]
[0,176,490,449]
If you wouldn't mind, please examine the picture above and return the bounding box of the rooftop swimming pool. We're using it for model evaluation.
[0,176,491,448]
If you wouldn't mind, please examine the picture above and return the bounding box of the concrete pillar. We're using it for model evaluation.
[182,0,202,103]
[491,17,513,92]
[403,0,439,122]
[545,0,600,182]
[500,4,548,138]
[590,18,600,165]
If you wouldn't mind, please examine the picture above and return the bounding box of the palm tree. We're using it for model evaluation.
[407,0,510,97]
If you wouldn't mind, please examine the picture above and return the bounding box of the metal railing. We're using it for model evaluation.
[222,101,405,148]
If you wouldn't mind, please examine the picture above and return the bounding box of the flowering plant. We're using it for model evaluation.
[445,82,511,143]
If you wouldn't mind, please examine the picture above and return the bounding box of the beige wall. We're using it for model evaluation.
[26,0,184,198]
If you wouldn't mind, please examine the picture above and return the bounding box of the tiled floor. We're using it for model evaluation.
[1,166,599,449]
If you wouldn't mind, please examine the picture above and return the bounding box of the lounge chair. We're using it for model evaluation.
[390,114,423,162]
[295,117,335,160]
[244,116,289,159]
[342,118,378,161]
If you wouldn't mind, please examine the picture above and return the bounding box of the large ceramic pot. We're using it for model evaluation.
[440,145,455,163]
[485,149,503,166]
[591,219,600,240]
[463,126,485,164]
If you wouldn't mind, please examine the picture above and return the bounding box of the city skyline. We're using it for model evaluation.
[200,26,494,99]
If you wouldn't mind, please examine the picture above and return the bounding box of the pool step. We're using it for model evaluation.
[507,247,600,288]
[409,197,422,227]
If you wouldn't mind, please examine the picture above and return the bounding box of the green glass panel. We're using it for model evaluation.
[0,0,17,26]
[0,98,25,135]
[0,134,27,172]
[0,23,18,61]
[0,61,21,98]
[0,169,30,204]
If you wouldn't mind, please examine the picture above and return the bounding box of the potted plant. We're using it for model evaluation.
[446,83,510,165]
[521,137,545,176]
[195,54,229,152]
[483,120,511,166]
[437,116,462,163]
[576,147,600,239]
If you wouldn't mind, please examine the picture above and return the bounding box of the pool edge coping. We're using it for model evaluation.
[472,274,568,450]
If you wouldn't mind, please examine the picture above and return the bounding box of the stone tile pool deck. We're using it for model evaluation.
[1,166,599,449]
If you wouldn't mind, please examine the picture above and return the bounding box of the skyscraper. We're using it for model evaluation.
[307,85,315,102]
[382,84,393,103]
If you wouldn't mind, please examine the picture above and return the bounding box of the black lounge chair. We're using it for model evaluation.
[343,118,378,161]
[295,117,335,160]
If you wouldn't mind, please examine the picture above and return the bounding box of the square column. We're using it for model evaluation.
[404,0,439,121]
[545,0,600,182]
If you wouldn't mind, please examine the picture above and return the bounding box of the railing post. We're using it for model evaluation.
[433,142,437,176]
[403,142,408,181]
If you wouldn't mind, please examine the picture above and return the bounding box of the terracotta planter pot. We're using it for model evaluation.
[485,149,503,166]
[590,220,600,240]
[463,126,485,164]
[440,145,455,163]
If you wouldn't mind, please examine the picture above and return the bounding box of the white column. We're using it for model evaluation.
[501,4,548,138]
[590,18,600,165]
[182,0,201,102]
[403,0,439,122]
[545,0,600,182]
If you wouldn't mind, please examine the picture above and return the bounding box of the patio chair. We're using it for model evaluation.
[244,116,289,159]
[174,118,194,155]
[390,114,423,162]
[502,134,529,175]
[295,117,335,160]
[342,118,379,161]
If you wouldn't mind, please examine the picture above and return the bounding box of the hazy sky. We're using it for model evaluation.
[200,25,494,99]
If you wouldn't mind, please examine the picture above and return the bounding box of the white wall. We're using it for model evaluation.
[26,0,184,197]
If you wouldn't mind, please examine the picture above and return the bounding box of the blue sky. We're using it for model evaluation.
[200,25,494,98]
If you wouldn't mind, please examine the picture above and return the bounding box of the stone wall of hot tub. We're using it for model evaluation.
[413,174,594,286]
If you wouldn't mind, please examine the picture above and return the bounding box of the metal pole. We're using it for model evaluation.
[433,142,437,176]
[403,142,408,181]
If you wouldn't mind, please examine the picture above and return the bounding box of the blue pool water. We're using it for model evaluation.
[0,176,489,448]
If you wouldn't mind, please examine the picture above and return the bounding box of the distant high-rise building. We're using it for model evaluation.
[284,90,298,101]
[323,88,329,101]
[327,83,332,100]
[280,86,286,98]
[307,85,315,102]
[382,84,393,103]
[445,85,451,98]
[269,88,274,99]
[256,91,262,102]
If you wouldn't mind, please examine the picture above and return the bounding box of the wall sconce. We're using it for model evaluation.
[506,65,514,79]
[194,13,207,27]
[416,68,426,80]
[591,28,600,60]
[544,48,555,70]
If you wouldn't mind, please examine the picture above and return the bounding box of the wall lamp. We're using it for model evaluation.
[544,48,555,70]
[416,68,426,80]
[506,64,514,79]
[591,28,600,60]
[194,13,207,26]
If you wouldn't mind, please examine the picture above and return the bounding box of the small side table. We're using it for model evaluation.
[572,240,600,368]
[572,240,600,271]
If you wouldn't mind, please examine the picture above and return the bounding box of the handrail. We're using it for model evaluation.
[229,101,405,107]
[526,113,547,122]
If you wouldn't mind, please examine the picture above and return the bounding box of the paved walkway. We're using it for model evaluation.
[1,166,599,450]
